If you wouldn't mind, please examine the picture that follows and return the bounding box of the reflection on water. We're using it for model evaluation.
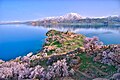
[39,25,120,45]
[41,25,120,33]
[0,24,120,60]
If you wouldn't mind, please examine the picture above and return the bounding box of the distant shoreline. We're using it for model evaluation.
[1,22,120,27]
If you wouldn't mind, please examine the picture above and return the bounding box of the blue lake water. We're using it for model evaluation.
[0,24,120,60]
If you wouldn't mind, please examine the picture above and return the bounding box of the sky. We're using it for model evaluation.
[0,0,120,21]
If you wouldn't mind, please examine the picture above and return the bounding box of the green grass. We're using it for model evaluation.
[51,41,62,48]
[94,62,117,73]
[76,53,117,78]
[30,59,47,67]
[47,50,55,55]
[39,59,48,67]
[77,53,93,71]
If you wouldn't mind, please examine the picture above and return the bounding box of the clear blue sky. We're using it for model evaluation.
[0,0,120,21]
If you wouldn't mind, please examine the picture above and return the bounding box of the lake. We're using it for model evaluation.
[0,24,120,60]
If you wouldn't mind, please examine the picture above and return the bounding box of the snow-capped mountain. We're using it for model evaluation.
[1,13,120,26]
[62,13,82,20]
[88,15,120,19]
[39,13,120,22]
[25,13,120,26]
[41,13,82,21]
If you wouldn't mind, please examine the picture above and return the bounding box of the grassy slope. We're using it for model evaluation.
[45,30,85,54]
[37,30,117,79]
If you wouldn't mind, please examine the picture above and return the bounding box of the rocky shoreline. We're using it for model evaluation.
[0,30,120,80]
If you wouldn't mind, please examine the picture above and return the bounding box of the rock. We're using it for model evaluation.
[15,56,21,62]
[0,59,5,63]
[112,73,120,80]
[62,77,74,80]
[93,78,108,80]
[69,69,75,75]
[44,46,56,51]
[94,55,101,61]
[102,51,108,57]
[108,52,115,58]
[117,68,120,73]
[101,66,106,69]
[27,52,33,57]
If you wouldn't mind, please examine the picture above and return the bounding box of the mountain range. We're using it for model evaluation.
[25,13,120,26]
[42,13,82,21]
[1,13,120,26]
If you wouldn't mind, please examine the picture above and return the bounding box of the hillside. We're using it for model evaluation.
[0,30,120,80]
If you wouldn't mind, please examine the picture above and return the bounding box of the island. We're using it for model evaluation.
[0,30,120,80]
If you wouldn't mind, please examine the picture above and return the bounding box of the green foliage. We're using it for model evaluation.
[94,62,117,73]
[76,53,117,78]
[47,50,55,55]
[51,41,62,48]
[39,59,48,67]
[77,53,92,71]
